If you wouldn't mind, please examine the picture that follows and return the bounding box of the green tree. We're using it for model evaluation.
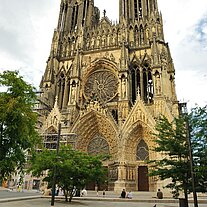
[149,105,207,201]
[149,116,191,200]
[0,70,39,181]
[30,145,108,202]
[188,105,207,192]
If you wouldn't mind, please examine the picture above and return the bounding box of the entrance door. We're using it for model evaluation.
[138,166,149,191]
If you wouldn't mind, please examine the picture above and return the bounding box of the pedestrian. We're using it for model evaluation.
[96,190,99,196]
[81,188,87,197]
[72,186,77,196]
[17,183,21,192]
[56,185,59,196]
[120,189,126,198]
[103,189,106,197]
[126,190,133,199]
[157,189,163,199]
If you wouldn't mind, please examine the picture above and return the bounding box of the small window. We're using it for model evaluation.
[136,139,149,161]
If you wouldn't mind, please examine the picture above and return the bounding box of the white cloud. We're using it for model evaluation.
[0,0,206,108]
[156,0,207,107]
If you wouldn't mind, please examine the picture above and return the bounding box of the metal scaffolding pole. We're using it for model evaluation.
[179,102,198,207]
[51,122,61,206]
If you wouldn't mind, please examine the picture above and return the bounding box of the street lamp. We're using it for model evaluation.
[179,102,198,207]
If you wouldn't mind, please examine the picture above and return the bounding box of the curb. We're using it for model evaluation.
[42,196,207,204]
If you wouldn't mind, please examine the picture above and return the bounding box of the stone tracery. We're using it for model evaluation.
[88,135,110,156]
[84,70,118,103]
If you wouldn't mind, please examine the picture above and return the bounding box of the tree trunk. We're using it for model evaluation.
[184,186,189,207]
[69,191,73,202]
[64,190,68,202]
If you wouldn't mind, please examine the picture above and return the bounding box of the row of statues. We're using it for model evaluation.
[59,27,154,57]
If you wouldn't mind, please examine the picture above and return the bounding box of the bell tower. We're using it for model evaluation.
[37,0,179,193]
[57,0,99,33]
[120,0,159,21]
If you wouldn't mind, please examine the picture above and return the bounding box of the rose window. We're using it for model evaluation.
[84,70,118,103]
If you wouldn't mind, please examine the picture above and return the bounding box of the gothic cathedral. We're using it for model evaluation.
[38,0,179,192]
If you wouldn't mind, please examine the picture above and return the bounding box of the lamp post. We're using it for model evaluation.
[51,122,61,206]
[179,103,198,207]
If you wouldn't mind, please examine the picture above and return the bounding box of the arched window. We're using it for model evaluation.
[82,0,87,25]
[143,62,153,104]
[57,72,65,109]
[138,0,142,18]
[134,0,142,19]
[136,139,149,161]
[88,135,110,156]
[130,64,140,104]
[134,0,138,19]
[111,109,118,123]
[71,2,79,31]
[130,61,153,104]
[140,25,144,45]
[147,71,153,103]
[134,25,139,45]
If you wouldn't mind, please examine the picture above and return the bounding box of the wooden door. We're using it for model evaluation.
[138,166,149,191]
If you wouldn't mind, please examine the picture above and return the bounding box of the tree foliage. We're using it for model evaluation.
[149,116,191,198]
[30,145,108,202]
[189,105,207,192]
[149,105,207,198]
[0,70,39,180]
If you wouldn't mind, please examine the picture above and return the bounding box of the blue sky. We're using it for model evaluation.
[0,0,206,108]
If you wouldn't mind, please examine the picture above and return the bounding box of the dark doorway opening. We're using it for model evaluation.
[138,166,149,191]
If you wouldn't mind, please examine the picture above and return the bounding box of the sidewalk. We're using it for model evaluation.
[45,191,207,205]
[0,187,41,203]
[0,189,206,204]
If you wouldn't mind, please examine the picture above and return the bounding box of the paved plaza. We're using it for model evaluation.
[1,198,207,207]
[0,188,206,207]
[0,190,41,199]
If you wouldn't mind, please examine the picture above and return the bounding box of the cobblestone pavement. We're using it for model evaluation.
[0,199,207,207]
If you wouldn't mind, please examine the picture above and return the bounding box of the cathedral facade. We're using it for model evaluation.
[38,0,179,192]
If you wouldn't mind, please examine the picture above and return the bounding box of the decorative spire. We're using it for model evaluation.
[103,9,106,17]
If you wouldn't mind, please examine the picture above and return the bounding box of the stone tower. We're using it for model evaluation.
[38,0,178,192]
